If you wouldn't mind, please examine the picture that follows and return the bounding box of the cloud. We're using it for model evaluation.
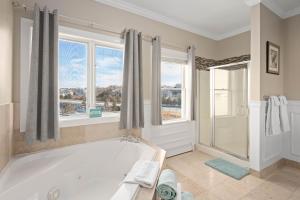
[161,62,182,86]
[96,73,123,87]
[70,58,86,68]
[95,55,124,86]
[59,41,125,88]
[59,64,87,88]
[96,56,122,68]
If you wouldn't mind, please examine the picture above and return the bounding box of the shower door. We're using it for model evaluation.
[211,66,248,159]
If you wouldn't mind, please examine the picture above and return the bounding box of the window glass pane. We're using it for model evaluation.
[95,46,123,114]
[161,62,183,121]
[59,39,88,116]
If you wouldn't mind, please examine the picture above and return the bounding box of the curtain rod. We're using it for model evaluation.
[12,1,188,52]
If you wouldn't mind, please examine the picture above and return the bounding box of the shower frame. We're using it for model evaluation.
[206,61,250,160]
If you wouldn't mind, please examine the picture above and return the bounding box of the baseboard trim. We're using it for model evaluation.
[285,159,300,169]
[250,158,300,178]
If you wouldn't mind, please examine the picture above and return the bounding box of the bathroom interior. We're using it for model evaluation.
[1,0,300,199]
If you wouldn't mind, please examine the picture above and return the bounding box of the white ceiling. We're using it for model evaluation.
[260,0,300,18]
[95,0,300,40]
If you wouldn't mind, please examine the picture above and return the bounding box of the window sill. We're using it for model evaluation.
[59,113,120,128]
[162,118,190,125]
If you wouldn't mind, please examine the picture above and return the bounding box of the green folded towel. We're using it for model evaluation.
[156,169,177,200]
[182,192,194,200]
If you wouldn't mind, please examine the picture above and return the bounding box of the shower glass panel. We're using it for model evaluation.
[199,70,211,146]
[212,66,248,158]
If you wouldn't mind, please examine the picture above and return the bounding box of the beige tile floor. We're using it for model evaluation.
[166,151,300,200]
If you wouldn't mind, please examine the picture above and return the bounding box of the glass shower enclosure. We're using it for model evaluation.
[199,63,249,159]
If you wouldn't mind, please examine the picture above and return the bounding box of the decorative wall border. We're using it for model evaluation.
[195,54,250,70]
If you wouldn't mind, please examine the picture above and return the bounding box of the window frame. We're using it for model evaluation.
[58,29,124,127]
[160,59,188,124]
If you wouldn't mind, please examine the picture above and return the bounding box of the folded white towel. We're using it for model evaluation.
[266,96,281,136]
[279,96,290,132]
[176,183,182,200]
[123,160,160,188]
[135,160,160,188]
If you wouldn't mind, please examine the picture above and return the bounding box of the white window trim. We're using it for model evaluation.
[161,48,190,125]
[20,18,124,130]
[59,113,120,128]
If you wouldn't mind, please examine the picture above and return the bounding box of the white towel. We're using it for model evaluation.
[176,183,182,200]
[266,96,281,136]
[123,160,160,188]
[135,161,160,188]
[279,96,290,132]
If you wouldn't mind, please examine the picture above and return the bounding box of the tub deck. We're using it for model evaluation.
[136,139,166,200]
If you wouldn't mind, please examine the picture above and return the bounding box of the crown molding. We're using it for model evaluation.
[94,0,219,40]
[215,25,251,41]
[95,0,251,41]
[244,0,300,19]
[284,6,300,19]
[261,0,285,18]
[244,0,261,7]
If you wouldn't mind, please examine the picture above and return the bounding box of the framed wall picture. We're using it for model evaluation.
[266,41,280,75]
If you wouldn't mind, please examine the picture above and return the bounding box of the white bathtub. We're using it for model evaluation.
[0,138,156,200]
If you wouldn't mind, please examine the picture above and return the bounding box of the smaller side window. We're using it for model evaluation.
[161,61,186,122]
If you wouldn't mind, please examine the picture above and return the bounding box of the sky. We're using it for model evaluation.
[161,62,183,87]
[59,39,181,89]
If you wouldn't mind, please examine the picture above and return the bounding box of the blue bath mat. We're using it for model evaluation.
[205,158,249,180]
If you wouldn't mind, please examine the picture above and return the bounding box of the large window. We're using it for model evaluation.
[59,39,88,116]
[161,61,186,122]
[59,34,123,119]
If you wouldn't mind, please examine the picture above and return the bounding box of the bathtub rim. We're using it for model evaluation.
[0,137,167,200]
[0,138,156,193]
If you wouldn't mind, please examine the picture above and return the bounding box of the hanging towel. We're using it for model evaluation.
[123,160,159,188]
[156,169,177,200]
[279,96,290,132]
[266,96,281,136]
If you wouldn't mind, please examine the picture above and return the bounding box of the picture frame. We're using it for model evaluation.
[266,41,280,75]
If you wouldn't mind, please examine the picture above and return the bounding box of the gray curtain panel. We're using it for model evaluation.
[151,36,162,126]
[188,46,197,121]
[120,29,144,129]
[25,4,59,144]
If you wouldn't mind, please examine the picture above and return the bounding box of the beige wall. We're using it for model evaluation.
[250,4,285,100]
[260,4,284,100]
[0,0,13,104]
[216,31,251,60]
[250,4,261,100]
[0,0,13,170]
[283,14,300,100]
